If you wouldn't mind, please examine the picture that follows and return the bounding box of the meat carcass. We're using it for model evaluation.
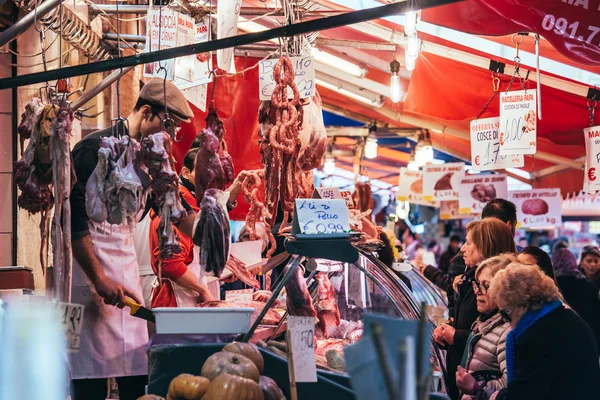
[226,255,259,289]
[349,209,382,245]
[193,188,230,277]
[17,97,44,156]
[241,170,276,258]
[297,92,327,171]
[352,182,374,213]
[315,273,341,337]
[197,300,281,325]
[284,265,316,317]
[194,101,234,205]
[298,170,315,199]
[50,108,76,302]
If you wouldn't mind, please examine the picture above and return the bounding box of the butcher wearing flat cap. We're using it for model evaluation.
[68,79,196,400]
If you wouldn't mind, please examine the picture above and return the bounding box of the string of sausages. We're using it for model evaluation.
[242,170,276,258]
[264,56,302,232]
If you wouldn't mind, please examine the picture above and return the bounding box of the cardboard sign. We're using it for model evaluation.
[288,316,317,382]
[173,16,213,90]
[458,174,508,214]
[144,8,178,80]
[423,163,465,201]
[340,191,355,209]
[174,13,195,82]
[584,125,600,193]
[294,199,350,234]
[439,200,478,220]
[509,188,562,228]
[230,240,263,266]
[470,117,524,171]
[225,289,254,303]
[259,56,315,100]
[217,0,242,73]
[315,187,342,200]
[56,303,85,352]
[397,168,439,207]
[181,84,208,112]
[499,89,537,155]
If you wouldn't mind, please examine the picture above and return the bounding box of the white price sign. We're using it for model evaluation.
[225,289,254,303]
[499,89,538,155]
[216,0,242,73]
[173,16,213,90]
[458,174,508,214]
[144,8,178,80]
[316,187,342,200]
[294,199,350,234]
[440,200,478,220]
[584,126,600,193]
[509,189,562,229]
[423,163,465,201]
[174,14,195,82]
[56,302,85,352]
[259,56,315,101]
[288,316,317,382]
[397,168,438,207]
[470,117,524,171]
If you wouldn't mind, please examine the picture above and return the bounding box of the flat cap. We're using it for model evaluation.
[139,78,194,123]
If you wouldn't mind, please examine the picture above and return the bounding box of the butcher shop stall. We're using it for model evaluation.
[0,0,599,399]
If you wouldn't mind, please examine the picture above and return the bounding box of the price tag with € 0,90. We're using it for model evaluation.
[56,302,85,352]
[288,316,317,382]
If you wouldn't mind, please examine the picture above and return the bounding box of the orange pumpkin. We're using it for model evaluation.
[166,373,210,400]
[201,351,260,382]
[202,374,265,400]
[258,376,286,400]
[223,342,265,373]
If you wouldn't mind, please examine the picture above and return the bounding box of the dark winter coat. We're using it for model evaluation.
[496,306,600,400]
[556,275,600,348]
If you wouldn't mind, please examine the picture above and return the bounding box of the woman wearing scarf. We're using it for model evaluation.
[490,263,600,400]
[551,248,600,347]
[455,254,516,400]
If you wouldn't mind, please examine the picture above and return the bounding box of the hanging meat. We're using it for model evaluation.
[50,108,76,301]
[315,273,341,337]
[349,209,382,245]
[194,101,234,205]
[284,264,317,317]
[298,170,315,199]
[193,188,230,277]
[241,169,276,257]
[17,97,44,156]
[15,100,54,275]
[297,92,327,171]
[352,182,374,213]
[258,56,302,229]
[141,132,187,259]
[225,255,260,288]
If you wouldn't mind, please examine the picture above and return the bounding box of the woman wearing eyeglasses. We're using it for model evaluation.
[489,263,600,400]
[433,218,516,400]
[455,254,516,400]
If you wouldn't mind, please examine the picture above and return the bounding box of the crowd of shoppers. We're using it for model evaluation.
[417,198,600,400]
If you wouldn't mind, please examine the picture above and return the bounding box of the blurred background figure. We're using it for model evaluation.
[439,235,462,273]
[579,246,600,290]
[517,246,555,281]
[402,228,422,261]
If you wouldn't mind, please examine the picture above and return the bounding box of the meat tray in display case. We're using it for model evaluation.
[243,250,446,389]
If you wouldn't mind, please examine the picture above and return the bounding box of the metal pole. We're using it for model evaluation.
[70,66,134,110]
[0,0,62,48]
[103,33,146,43]
[89,4,348,16]
[0,0,464,90]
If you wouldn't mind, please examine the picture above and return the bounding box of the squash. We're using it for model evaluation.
[223,342,265,373]
[258,376,286,400]
[137,396,165,400]
[166,373,210,400]
[202,374,265,400]
[201,351,260,382]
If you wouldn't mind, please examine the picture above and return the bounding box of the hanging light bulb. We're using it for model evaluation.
[406,35,419,59]
[415,130,434,166]
[405,54,416,72]
[323,154,336,175]
[365,137,378,159]
[407,146,419,170]
[404,11,418,36]
[389,59,403,103]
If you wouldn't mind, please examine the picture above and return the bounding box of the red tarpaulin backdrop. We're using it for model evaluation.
[423,0,600,65]
[173,57,263,220]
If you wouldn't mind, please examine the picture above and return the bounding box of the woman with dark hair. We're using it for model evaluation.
[517,246,555,281]
[378,230,412,291]
[579,245,600,290]
[551,248,600,347]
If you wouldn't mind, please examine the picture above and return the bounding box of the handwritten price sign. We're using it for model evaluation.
[295,199,350,234]
[499,89,538,155]
[470,117,524,171]
[55,302,85,352]
[259,56,315,101]
[584,125,600,193]
[316,187,342,200]
[288,316,317,382]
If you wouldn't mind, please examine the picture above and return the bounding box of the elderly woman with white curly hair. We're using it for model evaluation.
[489,263,600,400]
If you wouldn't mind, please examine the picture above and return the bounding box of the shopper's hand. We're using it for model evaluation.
[432,325,447,346]
[441,324,456,345]
[414,259,426,272]
[95,277,141,308]
[456,366,477,395]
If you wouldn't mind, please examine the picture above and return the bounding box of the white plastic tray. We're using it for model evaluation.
[153,307,255,334]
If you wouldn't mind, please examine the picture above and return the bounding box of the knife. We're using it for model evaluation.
[124,298,155,323]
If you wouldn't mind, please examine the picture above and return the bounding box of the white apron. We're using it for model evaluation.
[170,244,203,307]
[69,221,149,379]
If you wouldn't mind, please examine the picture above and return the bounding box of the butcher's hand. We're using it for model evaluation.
[95,277,141,309]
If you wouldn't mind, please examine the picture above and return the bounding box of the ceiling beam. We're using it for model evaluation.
[530,156,586,180]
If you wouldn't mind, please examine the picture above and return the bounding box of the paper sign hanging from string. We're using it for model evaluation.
[509,188,562,229]
[217,0,242,73]
[258,56,315,101]
[584,125,600,193]
[470,117,524,171]
[499,89,538,155]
